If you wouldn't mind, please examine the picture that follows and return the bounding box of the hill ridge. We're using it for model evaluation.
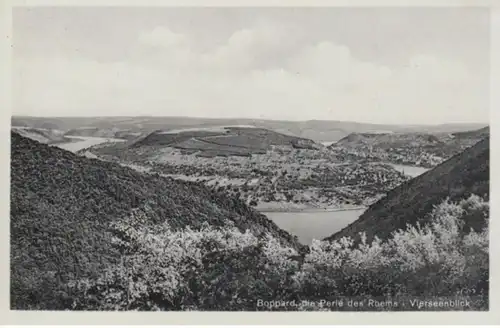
[325,136,489,243]
[10,132,302,309]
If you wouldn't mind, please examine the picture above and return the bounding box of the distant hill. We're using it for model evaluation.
[452,126,490,139]
[11,115,488,143]
[330,127,489,168]
[64,127,119,138]
[113,130,144,140]
[10,127,70,144]
[324,137,489,244]
[420,123,489,134]
[10,132,301,309]
[11,118,29,127]
[130,126,319,157]
[334,126,488,149]
[334,132,450,148]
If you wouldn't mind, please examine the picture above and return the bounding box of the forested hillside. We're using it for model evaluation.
[10,132,301,309]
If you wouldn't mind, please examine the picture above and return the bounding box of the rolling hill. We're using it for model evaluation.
[333,132,449,148]
[82,125,410,210]
[130,126,319,157]
[64,127,119,138]
[11,115,488,143]
[11,127,70,144]
[10,132,302,309]
[330,127,489,168]
[325,136,489,244]
[451,126,490,140]
[334,127,488,149]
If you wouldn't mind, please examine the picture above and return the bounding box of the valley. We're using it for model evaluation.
[10,125,490,311]
[14,118,487,240]
[18,118,484,245]
[81,127,412,212]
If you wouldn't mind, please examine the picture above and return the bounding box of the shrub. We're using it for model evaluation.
[69,211,299,310]
[68,195,489,310]
[294,195,489,304]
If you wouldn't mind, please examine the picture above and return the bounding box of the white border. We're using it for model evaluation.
[1,0,498,325]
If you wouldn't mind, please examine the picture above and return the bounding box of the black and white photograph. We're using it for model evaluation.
[5,3,493,318]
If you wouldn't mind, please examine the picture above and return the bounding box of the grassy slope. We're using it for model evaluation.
[10,132,302,309]
[325,137,489,244]
[131,127,317,156]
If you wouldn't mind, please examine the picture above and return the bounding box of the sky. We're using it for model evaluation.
[12,7,490,124]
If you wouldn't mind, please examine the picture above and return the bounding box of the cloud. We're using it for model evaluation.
[138,26,188,49]
[198,20,297,72]
[13,22,487,125]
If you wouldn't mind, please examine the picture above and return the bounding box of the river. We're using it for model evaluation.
[55,136,126,152]
[264,208,366,245]
[54,136,427,244]
[263,163,429,244]
[387,163,429,178]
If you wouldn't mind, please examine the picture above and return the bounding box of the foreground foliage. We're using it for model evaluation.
[10,133,489,311]
[10,132,300,309]
[69,195,489,311]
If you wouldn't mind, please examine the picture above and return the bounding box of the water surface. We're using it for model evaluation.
[56,136,125,153]
[388,163,429,177]
[264,209,366,245]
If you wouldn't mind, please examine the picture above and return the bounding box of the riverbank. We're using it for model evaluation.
[256,202,367,213]
[384,162,430,177]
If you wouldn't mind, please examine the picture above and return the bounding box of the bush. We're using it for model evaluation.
[295,195,489,304]
[68,195,489,310]
[69,211,300,310]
